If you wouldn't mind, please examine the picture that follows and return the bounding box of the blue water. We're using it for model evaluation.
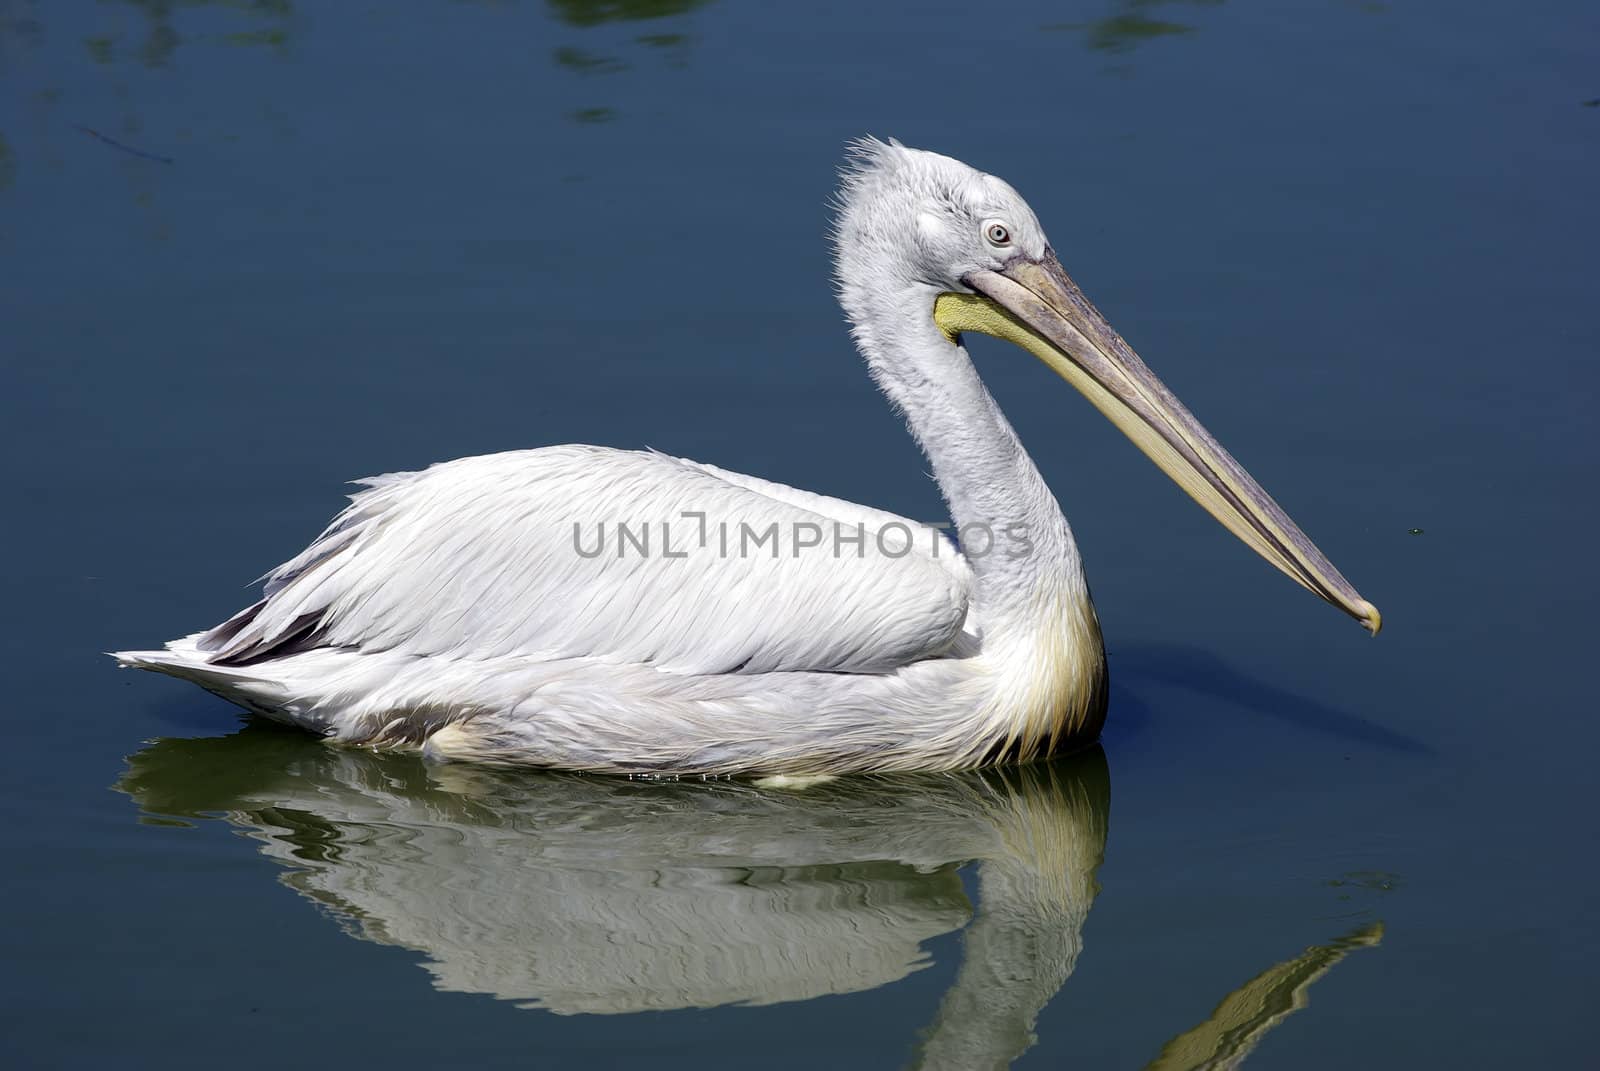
[2,2,1596,1067]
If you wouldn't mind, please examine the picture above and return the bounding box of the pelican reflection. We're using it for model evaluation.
[118,727,1378,1068]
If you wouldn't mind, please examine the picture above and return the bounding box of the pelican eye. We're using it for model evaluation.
[984,222,1012,247]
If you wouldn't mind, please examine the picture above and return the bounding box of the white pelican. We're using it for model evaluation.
[115,139,1380,775]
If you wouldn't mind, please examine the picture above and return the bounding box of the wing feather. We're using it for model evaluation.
[200,447,970,675]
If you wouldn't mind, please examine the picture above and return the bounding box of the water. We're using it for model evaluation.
[2,2,1595,1066]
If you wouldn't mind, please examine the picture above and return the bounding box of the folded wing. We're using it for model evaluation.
[197,446,972,676]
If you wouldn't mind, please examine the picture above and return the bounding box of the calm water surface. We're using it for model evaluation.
[2,2,1595,1067]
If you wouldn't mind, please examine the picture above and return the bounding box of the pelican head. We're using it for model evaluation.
[835,138,1380,634]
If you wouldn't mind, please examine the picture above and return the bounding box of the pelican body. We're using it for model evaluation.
[116,140,1379,775]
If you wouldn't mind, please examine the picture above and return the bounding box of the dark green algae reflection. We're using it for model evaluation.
[1045,0,1227,55]
[120,728,1380,1070]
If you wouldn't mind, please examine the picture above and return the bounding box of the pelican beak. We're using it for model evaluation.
[934,250,1381,635]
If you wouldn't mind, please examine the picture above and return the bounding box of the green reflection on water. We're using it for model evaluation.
[548,0,714,121]
[83,33,115,64]
[1047,0,1224,54]
[90,0,294,67]
[221,28,291,49]
[118,727,1380,1067]
[548,0,710,27]
[553,44,629,74]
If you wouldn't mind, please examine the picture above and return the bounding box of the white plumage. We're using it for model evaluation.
[116,138,1377,774]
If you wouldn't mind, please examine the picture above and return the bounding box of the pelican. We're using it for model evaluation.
[115,139,1380,775]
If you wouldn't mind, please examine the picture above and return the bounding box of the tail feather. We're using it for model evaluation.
[111,637,287,717]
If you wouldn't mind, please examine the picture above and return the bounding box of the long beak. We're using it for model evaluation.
[933,250,1381,635]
